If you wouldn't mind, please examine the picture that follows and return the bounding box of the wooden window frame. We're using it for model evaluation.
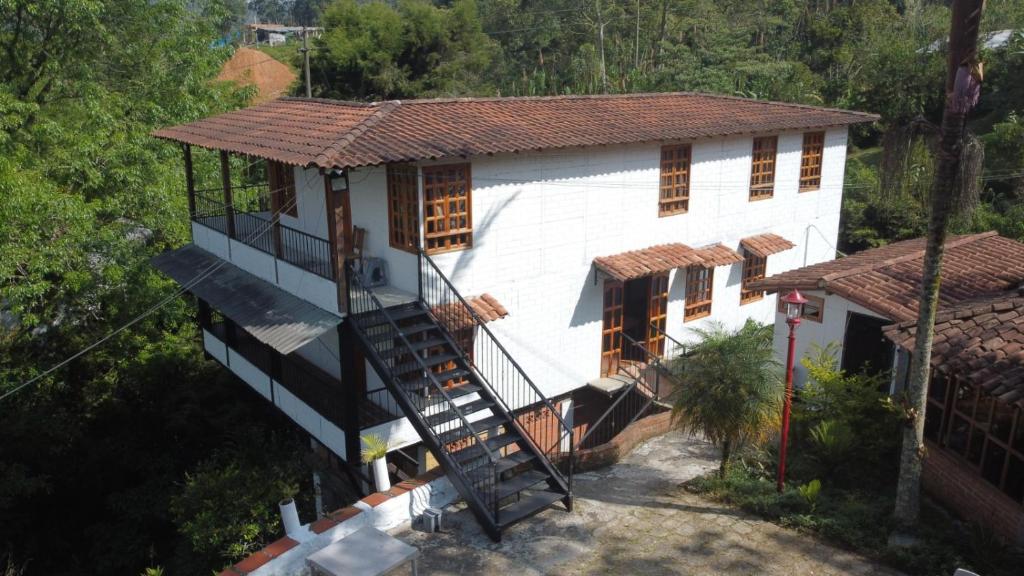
[659,144,692,216]
[684,266,713,322]
[268,160,298,217]
[927,374,1024,504]
[799,132,825,192]
[600,280,624,377]
[776,293,824,322]
[749,136,778,201]
[646,273,669,356]
[387,163,420,253]
[740,251,767,305]
[422,163,473,254]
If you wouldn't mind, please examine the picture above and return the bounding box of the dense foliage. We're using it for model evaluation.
[0,1,316,574]
[687,350,1023,576]
[668,321,782,475]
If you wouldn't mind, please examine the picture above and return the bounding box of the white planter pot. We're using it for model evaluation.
[372,457,391,492]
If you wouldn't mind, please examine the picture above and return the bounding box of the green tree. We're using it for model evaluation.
[668,320,782,476]
[310,0,499,100]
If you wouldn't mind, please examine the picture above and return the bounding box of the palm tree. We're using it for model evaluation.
[668,320,781,476]
[893,0,985,530]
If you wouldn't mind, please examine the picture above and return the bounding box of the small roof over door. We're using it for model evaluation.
[152,244,342,354]
[593,243,705,281]
[740,233,796,258]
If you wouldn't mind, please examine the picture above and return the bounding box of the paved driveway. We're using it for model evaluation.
[392,431,902,575]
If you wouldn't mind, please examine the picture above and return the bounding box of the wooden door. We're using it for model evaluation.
[601,280,624,376]
[646,273,669,357]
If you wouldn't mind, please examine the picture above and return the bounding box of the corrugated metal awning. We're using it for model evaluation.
[153,244,341,354]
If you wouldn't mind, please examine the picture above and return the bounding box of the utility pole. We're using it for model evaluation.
[301,27,312,98]
[891,0,985,536]
[635,0,641,69]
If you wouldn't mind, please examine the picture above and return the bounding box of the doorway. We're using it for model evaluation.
[601,273,669,376]
[841,312,894,375]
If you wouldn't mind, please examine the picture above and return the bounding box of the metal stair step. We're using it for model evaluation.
[497,470,550,501]
[392,353,460,376]
[380,337,449,358]
[436,414,507,445]
[368,322,437,342]
[465,450,537,481]
[497,489,564,528]
[424,398,494,427]
[364,306,427,325]
[399,368,471,391]
[452,432,520,465]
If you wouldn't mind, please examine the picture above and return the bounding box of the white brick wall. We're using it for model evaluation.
[338,127,850,399]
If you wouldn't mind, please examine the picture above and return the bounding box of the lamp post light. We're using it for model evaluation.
[777,289,808,493]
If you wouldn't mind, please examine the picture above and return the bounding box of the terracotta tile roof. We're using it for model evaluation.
[594,242,742,281]
[749,232,1024,322]
[594,243,705,281]
[740,233,796,258]
[153,93,878,169]
[432,294,508,331]
[883,293,1024,408]
[693,243,744,267]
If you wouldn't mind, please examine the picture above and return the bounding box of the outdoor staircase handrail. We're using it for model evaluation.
[346,263,500,464]
[576,330,667,449]
[649,321,687,357]
[418,250,574,487]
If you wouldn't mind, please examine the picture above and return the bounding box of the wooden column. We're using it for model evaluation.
[220,150,235,239]
[324,171,352,313]
[183,144,196,219]
[269,161,283,258]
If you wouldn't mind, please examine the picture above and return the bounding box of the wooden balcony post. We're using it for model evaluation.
[324,170,352,312]
[220,150,235,239]
[269,161,283,258]
[183,144,196,219]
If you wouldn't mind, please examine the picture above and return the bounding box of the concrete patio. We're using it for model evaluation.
[391,430,903,575]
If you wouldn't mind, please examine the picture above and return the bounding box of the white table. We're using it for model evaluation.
[306,526,420,576]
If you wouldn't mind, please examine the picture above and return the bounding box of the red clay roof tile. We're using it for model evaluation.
[750,232,1024,322]
[740,233,796,258]
[153,93,878,168]
[884,293,1024,409]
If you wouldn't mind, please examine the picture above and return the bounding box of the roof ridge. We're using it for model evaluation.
[314,101,402,168]
[819,231,1000,286]
[389,91,879,119]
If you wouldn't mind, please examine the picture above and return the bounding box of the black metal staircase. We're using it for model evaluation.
[344,252,573,541]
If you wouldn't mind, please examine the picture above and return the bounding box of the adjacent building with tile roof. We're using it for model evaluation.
[754,235,1024,544]
[152,92,874,538]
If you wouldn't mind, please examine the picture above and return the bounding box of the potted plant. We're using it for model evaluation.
[360,434,391,492]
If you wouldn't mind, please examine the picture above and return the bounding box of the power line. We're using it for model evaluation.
[1,184,301,403]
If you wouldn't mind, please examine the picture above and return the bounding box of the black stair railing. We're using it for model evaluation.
[418,251,574,494]
[577,329,676,449]
[345,262,504,523]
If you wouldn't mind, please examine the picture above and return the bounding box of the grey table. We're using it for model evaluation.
[306,526,420,576]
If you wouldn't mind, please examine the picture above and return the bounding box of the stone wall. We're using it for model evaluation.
[575,410,675,471]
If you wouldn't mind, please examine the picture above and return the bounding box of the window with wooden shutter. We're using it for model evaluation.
[268,160,298,217]
[740,251,767,304]
[659,144,691,216]
[387,164,419,252]
[422,163,472,254]
[800,132,825,192]
[749,136,777,201]
[684,266,713,321]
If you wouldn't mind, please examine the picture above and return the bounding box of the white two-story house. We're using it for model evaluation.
[152,93,876,539]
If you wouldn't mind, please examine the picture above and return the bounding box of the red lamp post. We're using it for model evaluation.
[777,289,807,493]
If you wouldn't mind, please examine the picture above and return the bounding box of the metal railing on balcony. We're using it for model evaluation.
[191,188,334,280]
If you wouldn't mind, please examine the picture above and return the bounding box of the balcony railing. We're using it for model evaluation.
[192,189,334,281]
[207,320,401,430]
